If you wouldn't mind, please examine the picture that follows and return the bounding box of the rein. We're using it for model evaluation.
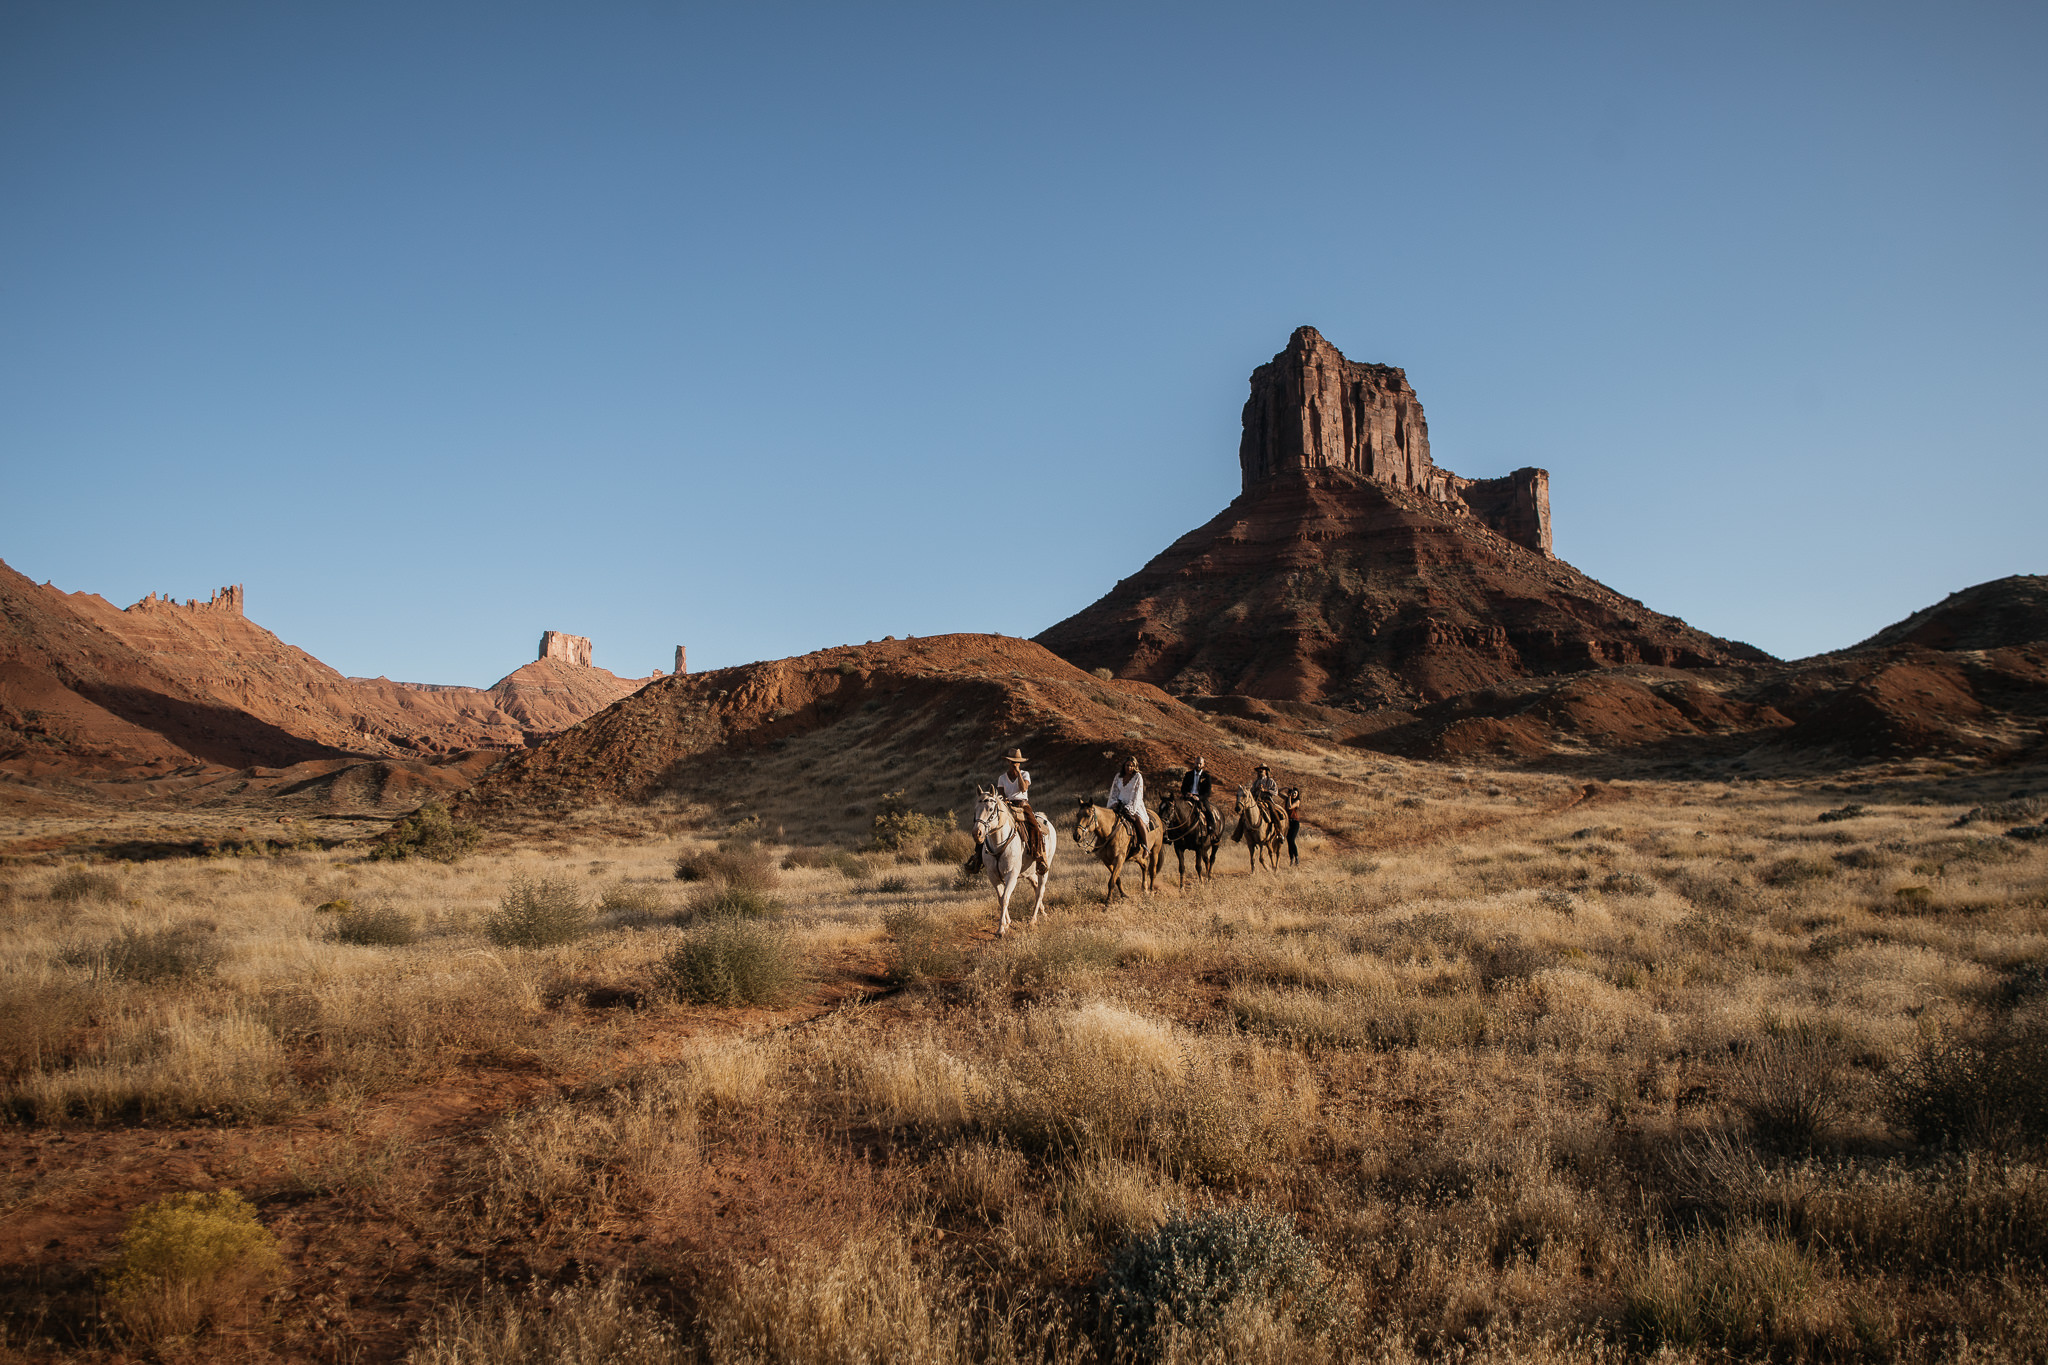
[976,799,1020,856]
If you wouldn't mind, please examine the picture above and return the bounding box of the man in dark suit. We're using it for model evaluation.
[1179,755,1218,840]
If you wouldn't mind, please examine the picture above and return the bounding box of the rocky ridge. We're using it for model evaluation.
[0,559,645,776]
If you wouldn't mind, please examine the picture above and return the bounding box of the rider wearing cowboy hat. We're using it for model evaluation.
[996,748,1048,867]
[1251,764,1284,829]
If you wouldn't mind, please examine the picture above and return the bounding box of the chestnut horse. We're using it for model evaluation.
[1232,785,1285,873]
[1071,798,1162,902]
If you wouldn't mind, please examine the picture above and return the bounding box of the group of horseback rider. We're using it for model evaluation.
[989,747,1301,870]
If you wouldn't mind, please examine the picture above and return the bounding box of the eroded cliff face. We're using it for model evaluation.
[1037,326,1764,708]
[1239,326,1551,556]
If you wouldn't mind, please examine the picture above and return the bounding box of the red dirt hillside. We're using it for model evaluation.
[0,558,646,773]
[1341,578,2048,769]
[454,633,1320,834]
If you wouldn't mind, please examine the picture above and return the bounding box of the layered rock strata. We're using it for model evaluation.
[1239,326,1552,555]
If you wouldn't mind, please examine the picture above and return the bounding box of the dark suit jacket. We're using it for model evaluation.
[1180,770,1212,801]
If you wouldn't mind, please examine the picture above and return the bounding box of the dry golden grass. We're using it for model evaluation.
[2,765,2045,1360]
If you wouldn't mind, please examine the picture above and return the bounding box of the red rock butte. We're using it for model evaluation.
[1037,326,1767,708]
[1240,326,1552,556]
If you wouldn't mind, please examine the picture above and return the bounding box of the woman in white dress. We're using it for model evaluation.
[1107,755,1150,840]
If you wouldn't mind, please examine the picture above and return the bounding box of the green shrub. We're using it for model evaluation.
[1092,667,1115,681]
[330,903,418,947]
[369,802,481,864]
[928,829,975,865]
[1889,1023,2048,1150]
[485,878,591,948]
[1817,804,1867,823]
[63,924,223,983]
[658,920,807,1006]
[883,907,960,985]
[1097,1207,1330,1355]
[106,1190,280,1342]
[49,866,120,903]
[864,790,955,853]
[687,885,783,920]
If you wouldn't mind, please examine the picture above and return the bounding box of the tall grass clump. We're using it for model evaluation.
[1624,1227,1828,1355]
[62,923,223,983]
[106,1190,280,1343]
[330,903,418,947]
[1889,1023,2048,1150]
[485,878,591,949]
[370,801,481,863]
[1097,1207,1330,1356]
[596,880,670,924]
[658,920,806,1006]
[407,1276,684,1365]
[883,906,961,985]
[49,866,121,903]
[673,841,780,891]
[686,884,784,920]
[1734,1022,1850,1150]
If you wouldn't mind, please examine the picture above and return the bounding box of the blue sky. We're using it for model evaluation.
[3,2,2042,685]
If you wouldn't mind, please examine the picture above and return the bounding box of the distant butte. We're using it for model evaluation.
[0,558,646,774]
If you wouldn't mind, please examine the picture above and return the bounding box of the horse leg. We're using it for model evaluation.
[1026,866,1050,924]
[995,862,1019,937]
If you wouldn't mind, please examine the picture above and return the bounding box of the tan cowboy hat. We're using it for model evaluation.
[1255,764,1271,773]
[1002,749,1028,764]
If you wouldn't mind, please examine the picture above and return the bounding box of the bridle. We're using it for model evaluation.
[1160,792,1203,840]
[974,792,1019,856]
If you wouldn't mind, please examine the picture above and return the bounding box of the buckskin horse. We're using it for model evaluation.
[1156,790,1220,889]
[1071,798,1162,902]
[1232,785,1286,874]
[971,785,1057,936]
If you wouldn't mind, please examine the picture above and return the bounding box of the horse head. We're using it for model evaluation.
[970,787,1007,843]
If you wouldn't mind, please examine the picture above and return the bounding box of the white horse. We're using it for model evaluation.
[971,785,1057,936]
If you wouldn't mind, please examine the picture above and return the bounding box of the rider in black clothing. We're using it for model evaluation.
[1179,756,1219,840]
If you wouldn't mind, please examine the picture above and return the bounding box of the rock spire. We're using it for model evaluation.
[1240,326,1551,556]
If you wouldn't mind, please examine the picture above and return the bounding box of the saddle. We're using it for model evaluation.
[1255,794,1285,833]
[1010,799,1048,867]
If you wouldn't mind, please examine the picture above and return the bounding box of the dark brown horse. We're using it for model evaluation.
[1157,791,1220,888]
